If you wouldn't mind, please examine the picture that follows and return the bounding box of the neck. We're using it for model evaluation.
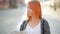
[28,17,40,29]
[31,16,40,20]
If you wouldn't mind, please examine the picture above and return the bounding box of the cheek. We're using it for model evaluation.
[27,11,32,16]
[27,12,30,16]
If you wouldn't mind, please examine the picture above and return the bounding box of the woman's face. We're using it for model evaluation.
[27,5,32,16]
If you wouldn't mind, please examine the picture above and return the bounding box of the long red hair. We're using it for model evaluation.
[27,1,42,21]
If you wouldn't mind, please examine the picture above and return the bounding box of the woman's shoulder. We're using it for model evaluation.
[41,18,50,34]
[41,18,49,26]
[23,20,28,23]
[41,18,48,23]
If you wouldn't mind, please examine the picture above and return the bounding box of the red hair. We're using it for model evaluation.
[27,1,42,21]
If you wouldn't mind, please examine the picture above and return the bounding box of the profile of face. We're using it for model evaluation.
[27,5,32,17]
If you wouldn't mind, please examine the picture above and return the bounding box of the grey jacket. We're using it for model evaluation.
[20,18,50,34]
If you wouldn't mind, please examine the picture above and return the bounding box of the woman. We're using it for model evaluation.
[20,1,50,34]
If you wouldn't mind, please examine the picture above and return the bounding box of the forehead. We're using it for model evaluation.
[28,2,40,6]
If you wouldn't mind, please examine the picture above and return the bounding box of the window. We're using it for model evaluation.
[9,0,17,8]
[0,0,9,9]
[0,0,17,9]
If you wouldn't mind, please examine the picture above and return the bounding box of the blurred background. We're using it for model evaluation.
[0,0,17,8]
[0,0,60,34]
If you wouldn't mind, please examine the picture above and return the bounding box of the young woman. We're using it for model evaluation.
[20,1,50,34]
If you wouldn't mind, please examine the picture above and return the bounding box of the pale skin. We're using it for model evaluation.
[27,5,41,29]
